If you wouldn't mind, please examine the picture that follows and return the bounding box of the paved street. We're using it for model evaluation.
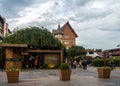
[0,67,120,86]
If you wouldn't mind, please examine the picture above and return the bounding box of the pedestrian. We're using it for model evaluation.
[109,60,115,69]
[68,61,71,68]
[34,58,38,69]
[82,60,87,70]
[73,60,77,69]
[79,60,82,68]
[119,62,120,68]
[26,64,29,71]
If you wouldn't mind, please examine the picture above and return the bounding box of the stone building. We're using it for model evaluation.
[52,21,78,49]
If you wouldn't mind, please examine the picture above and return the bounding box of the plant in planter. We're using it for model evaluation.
[6,64,20,83]
[97,67,111,78]
[59,63,71,81]
[97,54,111,79]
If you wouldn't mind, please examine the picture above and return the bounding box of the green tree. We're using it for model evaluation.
[0,47,5,68]
[2,26,63,50]
[68,46,87,59]
[95,49,102,52]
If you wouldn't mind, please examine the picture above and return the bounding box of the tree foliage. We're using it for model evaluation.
[91,58,120,67]
[95,49,102,52]
[2,26,63,50]
[68,46,87,59]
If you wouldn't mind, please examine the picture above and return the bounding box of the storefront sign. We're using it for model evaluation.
[6,58,21,62]
[48,57,57,61]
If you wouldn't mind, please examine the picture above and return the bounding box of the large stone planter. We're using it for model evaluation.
[6,71,19,83]
[59,69,71,81]
[97,67,111,79]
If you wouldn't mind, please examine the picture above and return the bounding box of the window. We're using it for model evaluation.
[0,21,2,26]
[64,41,69,44]
[89,51,94,54]
[55,34,63,38]
[64,35,69,38]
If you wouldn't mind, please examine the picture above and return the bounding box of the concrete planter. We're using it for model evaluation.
[97,67,111,79]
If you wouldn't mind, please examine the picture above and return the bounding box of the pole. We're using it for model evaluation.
[104,52,106,66]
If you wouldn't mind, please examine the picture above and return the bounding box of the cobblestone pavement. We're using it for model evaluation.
[0,67,120,86]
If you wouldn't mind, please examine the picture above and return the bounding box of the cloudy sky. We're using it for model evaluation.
[0,0,120,50]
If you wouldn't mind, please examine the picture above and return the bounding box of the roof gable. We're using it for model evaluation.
[61,21,78,37]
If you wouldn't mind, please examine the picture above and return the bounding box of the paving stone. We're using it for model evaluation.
[0,67,120,86]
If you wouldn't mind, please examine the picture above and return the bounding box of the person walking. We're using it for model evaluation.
[79,60,82,68]
[82,60,87,70]
[34,57,38,69]
[73,60,77,69]
[109,60,115,69]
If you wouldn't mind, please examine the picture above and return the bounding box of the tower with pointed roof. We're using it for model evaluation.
[52,21,78,49]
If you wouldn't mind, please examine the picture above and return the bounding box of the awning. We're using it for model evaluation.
[0,43,28,48]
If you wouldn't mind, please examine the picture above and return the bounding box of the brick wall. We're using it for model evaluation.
[62,24,76,48]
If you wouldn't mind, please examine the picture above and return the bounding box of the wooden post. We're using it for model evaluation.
[60,50,63,63]
[5,48,14,70]
[5,48,22,70]
[104,57,106,66]
[104,52,106,66]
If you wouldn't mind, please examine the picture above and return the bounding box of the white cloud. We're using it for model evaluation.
[17,1,55,24]
[1,0,120,50]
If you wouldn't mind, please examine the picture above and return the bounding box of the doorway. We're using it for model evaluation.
[22,53,44,69]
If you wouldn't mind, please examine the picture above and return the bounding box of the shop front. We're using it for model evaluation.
[1,44,63,69]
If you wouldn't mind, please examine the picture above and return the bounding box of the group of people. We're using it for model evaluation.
[69,60,88,70]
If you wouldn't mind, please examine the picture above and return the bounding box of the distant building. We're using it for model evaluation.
[52,21,78,49]
[0,15,11,40]
[104,48,120,58]
[86,49,103,58]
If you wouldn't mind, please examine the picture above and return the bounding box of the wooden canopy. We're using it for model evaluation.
[27,50,62,53]
[0,44,27,48]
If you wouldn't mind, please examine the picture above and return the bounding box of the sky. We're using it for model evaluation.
[0,0,120,50]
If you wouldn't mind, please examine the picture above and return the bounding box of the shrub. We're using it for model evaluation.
[91,58,120,67]
[55,64,60,69]
[91,59,104,67]
[112,58,120,66]
[43,64,48,69]
[59,63,70,70]
[7,64,20,72]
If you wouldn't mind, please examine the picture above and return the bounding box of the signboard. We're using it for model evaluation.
[21,52,28,55]
[6,58,21,62]
[47,57,57,61]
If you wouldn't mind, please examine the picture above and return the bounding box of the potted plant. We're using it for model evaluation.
[97,67,111,78]
[59,63,71,81]
[97,55,111,79]
[6,64,20,83]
